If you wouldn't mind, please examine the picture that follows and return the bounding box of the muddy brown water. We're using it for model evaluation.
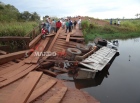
[57,37,140,103]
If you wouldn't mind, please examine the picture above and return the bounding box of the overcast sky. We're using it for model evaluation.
[1,0,140,19]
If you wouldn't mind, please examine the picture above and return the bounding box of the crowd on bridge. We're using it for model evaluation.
[41,17,82,35]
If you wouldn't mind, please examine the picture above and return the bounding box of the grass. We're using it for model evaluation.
[0,22,38,37]
[82,19,140,43]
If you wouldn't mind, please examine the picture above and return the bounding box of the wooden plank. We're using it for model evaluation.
[54,42,76,48]
[4,71,43,103]
[52,47,65,51]
[0,64,38,88]
[56,39,81,46]
[53,44,67,49]
[0,60,25,76]
[0,64,32,81]
[27,79,57,103]
[44,87,67,103]
[51,48,64,52]
[61,88,87,103]
[40,62,55,68]
[0,36,30,41]
[48,28,62,51]
[0,45,10,51]
[6,61,16,65]
[0,50,28,65]
[55,40,77,46]
[29,33,41,48]
[25,39,45,64]
[38,69,57,77]
[0,62,12,67]
[66,33,71,42]
[46,34,55,37]
[0,50,7,55]
[31,37,50,63]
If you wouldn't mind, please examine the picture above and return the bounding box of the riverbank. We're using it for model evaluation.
[81,18,140,42]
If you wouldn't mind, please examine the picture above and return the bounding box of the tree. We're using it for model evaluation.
[30,12,40,21]
[0,3,20,21]
[0,1,40,22]
[20,11,32,21]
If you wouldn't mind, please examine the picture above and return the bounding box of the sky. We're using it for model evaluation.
[1,0,140,20]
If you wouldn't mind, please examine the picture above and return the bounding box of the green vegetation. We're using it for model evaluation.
[0,2,40,37]
[82,19,140,43]
[0,22,38,36]
[0,2,40,22]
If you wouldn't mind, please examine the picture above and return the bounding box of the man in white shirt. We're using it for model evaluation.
[117,19,121,26]
[78,18,81,29]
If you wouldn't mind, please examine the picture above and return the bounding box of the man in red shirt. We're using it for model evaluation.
[56,20,62,33]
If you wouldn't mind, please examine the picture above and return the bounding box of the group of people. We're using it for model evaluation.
[41,17,82,35]
[110,19,121,26]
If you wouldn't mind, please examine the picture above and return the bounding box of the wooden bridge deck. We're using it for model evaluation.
[0,25,100,103]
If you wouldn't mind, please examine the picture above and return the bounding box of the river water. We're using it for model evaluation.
[57,37,140,103]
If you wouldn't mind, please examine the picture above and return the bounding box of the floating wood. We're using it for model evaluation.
[27,79,57,103]
[4,71,43,103]
[44,87,67,103]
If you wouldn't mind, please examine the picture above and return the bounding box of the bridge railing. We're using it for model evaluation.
[24,25,41,40]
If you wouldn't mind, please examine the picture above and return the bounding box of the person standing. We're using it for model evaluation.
[68,19,72,32]
[48,18,52,33]
[78,18,81,29]
[117,19,121,26]
[65,19,69,33]
[45,20,49,33]
[51,19,56,33]
[56,20,62,33]
[74,20,77,29]
[62,20,65,29]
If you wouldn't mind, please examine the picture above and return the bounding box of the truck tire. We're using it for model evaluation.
[76,44,89,53]
[66,48,81,60]
[98,40,107,46]
[67,48,82,55]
